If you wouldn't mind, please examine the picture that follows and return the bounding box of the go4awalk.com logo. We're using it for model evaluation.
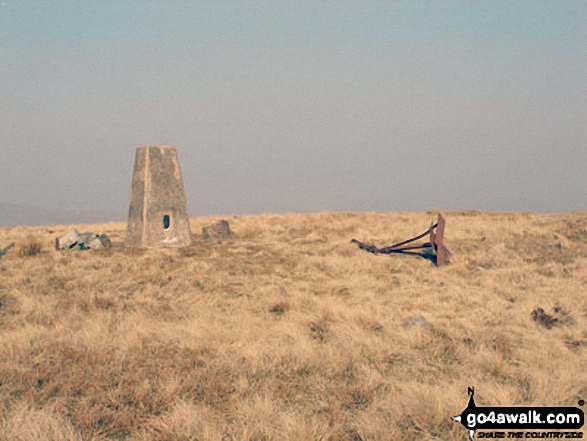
[452,388,584,440]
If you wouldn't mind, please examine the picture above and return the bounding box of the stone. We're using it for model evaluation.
[86,236,104,249]
[531,307,558,329]
[55,229,82,250]
[56,230,112,251]
[78,232,99,248]
[402,315,432,331]
[202,220,232,240]
[98,234,112,249]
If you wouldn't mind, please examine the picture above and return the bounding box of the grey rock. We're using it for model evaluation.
[56,230,111,251]
[531,307,558,329]
[79,232,101,248]
[202,220,232,240]
[98,234,112,249]
[55,229,82,250]
[402,315,432,331]
[85,235,104,250]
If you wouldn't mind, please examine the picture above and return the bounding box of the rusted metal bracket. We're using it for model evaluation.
[351,214,452,266]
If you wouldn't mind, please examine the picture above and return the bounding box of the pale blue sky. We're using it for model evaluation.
[1,1,585,223]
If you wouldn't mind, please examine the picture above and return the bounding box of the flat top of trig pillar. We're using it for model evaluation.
[137,145,177,150]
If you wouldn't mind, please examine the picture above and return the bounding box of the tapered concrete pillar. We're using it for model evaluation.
[124,146,192,248]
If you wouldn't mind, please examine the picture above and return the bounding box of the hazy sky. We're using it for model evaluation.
[1,1,586,222]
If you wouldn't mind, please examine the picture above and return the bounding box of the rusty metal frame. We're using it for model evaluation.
[351,214,452,266]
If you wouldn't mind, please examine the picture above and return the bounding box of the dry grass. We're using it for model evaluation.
[18,236,43,258]
[0,211,586,440]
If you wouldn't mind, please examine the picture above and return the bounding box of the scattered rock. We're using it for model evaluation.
[202,220,232,240]
[269,302,289,315]
[276,286,287,296]
[55,230,112,251]
[98,234,112,249]
[531,308,558,329]
[55,230,82,250]
[532,306,575,329]
[0,242,15,257]
[470,267,484,273]
[402,315,432,331]
[79,232,103,250]
[555,307,576,327]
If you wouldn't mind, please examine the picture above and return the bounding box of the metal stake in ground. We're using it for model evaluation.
[351,214,452,266]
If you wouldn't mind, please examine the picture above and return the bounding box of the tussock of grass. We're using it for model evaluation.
[18,235,43,258]
[0,211,586,440]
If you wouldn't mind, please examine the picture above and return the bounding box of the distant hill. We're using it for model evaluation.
[0,201,125,227]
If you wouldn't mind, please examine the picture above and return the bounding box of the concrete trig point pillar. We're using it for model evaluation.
[124,145,192,248]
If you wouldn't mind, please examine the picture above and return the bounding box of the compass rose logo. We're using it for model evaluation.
[451,387,478,440]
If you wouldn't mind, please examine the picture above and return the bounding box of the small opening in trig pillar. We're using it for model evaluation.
[163,214,170,230]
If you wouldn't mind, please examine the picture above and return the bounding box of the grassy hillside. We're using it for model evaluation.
[0,211,585,440]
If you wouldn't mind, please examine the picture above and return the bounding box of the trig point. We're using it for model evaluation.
[124,145,192,248]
